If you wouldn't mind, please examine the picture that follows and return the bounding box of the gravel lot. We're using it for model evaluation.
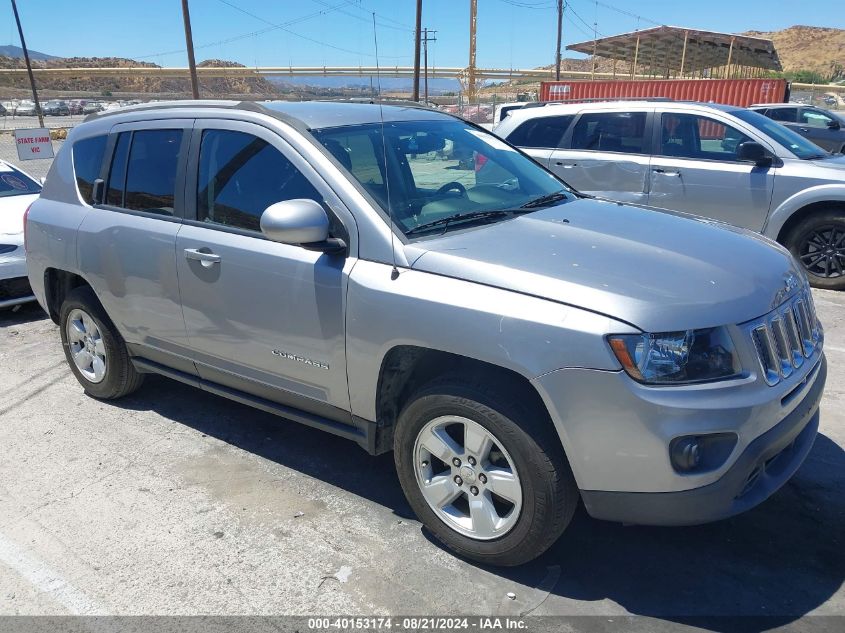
[0,290,843,628]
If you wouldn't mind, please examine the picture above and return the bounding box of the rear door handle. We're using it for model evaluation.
[184,248,221,266]
[652,168,681,177]
[798,127,810,133]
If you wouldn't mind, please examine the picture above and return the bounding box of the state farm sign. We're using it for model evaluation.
[14,128,54,161]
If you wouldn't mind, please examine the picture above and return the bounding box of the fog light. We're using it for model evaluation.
[671,437,702,472]
[669,432,738,474]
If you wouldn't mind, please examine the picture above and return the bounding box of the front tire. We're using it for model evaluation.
[394,376,578,566]
[785,209,845,290]
[59,286,144,399]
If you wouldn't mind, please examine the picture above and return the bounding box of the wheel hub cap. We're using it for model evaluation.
[413,415,523,541]
[66,308,107,384]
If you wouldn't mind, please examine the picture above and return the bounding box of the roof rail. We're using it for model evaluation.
[82,99,259,122]
[523,97,676,108]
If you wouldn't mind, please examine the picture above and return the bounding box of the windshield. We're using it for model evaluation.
[312,119,570,236]
[0,164,41,198]
[732,109,829,159]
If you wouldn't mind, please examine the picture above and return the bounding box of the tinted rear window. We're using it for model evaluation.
[571,112,648,154]
[123,130,183,215]
[506,115,574,149]
[72,135,107,204]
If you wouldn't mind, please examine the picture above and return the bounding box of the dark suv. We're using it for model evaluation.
[43,100,70,116]
[749,103,845,154]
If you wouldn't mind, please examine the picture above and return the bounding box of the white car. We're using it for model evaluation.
[0,160,42,308]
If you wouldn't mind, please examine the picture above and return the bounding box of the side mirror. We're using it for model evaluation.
[827,119,841,130]
[736,141,771,165]
[260,199,346,253]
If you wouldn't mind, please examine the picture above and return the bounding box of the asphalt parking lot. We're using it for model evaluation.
[0,291,843,628]
[0,114,84,131]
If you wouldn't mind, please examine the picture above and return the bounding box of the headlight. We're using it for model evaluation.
[608,327,742,385]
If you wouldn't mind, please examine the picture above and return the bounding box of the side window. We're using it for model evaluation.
[72,135,107,204]
[658,113,752,161]
[801,109,834,128]
[124,129,183,215]
[570,112,647,154]
[767,108,798,123]
[197,129,321,232]
[106,132,130,207]
[506,115,574,149]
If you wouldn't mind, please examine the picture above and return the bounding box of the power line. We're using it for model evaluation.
[310,0,414,32]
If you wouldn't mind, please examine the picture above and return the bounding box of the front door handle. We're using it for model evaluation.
[652,168,681,177]
[184,248,221,267]
[798,127,810,133]
[555,161,577,168]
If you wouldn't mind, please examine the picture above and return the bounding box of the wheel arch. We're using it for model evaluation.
[43,268,93,324]
[766,185,845,243]
[372,345,556,455]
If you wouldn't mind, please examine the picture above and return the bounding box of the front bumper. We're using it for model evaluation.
[581,355,825,525]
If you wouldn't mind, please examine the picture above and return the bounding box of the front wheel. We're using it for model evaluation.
[785,209,845,290]
[394,377,578,566]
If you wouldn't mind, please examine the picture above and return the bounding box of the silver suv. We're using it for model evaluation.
[494,100,845,289]
[26,101,826,565]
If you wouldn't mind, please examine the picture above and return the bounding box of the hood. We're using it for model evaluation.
[0,193,39,235]
[809,154,845,174]
[409,198,802,332]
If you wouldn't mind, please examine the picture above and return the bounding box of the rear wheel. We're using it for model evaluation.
[785,209,845,290]
[394,376,578,566]
[59,286,144,399]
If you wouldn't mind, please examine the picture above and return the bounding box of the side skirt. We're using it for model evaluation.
[131,357,381,454]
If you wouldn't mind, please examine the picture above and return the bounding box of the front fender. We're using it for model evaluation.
[345,259,635,422]
[764,183,845,240]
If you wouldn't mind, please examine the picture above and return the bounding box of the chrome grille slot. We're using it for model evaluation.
[769,316,793,379]
[752,325,780,386]
[792,299,814,358]
[782,309,804,369]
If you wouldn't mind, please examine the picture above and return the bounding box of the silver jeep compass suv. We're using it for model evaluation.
[26,101,826,565]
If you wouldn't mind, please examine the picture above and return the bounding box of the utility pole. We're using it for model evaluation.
[181,0,200,99]
[555,0,563,81]
[412,0,422,101]
[422,29,437,103]
[10,0,43,127]
[467,0,477,103]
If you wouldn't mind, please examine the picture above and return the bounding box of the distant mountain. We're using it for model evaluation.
[0,45,57,61]
[744,25,845,79]
[268,75,460,94]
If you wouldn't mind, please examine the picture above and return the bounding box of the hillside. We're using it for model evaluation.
[0,56,281,98]
[745,25,845,79]
[0,44,57,61]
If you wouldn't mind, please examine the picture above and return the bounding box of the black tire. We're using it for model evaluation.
[394,376,578,566]
[59,286,144,399]
[784,209,845,290]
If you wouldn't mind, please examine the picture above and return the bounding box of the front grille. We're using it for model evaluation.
[0,276,33,302]
[748,290,822,386]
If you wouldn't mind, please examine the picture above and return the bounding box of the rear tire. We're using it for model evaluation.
[394,376,578,566]
[59,286,144,399]
[784,209,845,290]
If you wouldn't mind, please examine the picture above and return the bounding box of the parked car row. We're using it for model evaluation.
[491,99,845,289]
[0,98,148,117]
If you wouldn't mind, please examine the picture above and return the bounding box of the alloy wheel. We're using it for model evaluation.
[66,308,107,383]
[413,415,522,540]
[799,224,845,278]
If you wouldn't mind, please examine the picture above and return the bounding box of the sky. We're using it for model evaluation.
[1,0,838,70]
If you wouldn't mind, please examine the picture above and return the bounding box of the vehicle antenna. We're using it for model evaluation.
[373,12,400,281]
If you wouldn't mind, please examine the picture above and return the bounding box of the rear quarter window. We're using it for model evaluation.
[71,135,107,204]
[506,115,574,149]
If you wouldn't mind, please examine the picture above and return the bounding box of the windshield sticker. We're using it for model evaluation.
[0,163,14,172]
[1,174,29,190]
[465,129,516,152]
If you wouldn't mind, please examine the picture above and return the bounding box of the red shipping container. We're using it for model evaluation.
[540,78,789,108]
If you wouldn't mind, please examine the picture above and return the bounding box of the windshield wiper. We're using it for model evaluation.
[405,210,509,236]
[519,190,570,209]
